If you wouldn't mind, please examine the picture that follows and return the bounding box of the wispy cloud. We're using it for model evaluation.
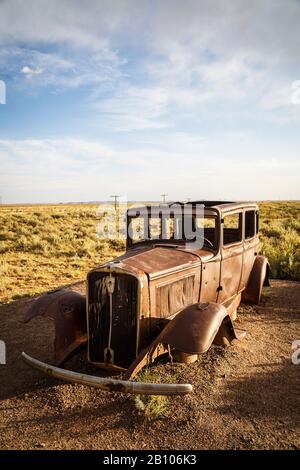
[0,45,126,91]
[92,86,172,131]
[1,137,299,203]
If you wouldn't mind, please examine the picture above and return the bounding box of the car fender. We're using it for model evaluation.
[125,302,243,379]
[24,289,87,364]
[242,255,270,304]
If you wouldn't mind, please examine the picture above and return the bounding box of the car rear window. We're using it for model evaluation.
[245,210,255,239]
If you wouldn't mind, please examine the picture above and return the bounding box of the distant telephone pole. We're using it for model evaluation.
[110,195,121,237]
[161,194,168,203]
[110,195,120,211]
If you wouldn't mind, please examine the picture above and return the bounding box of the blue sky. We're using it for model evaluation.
[0,0,299,203]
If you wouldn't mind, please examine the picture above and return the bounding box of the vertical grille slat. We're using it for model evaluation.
[88,272,138,368]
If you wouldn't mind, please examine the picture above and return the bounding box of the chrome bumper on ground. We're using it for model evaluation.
[21,352,193,396]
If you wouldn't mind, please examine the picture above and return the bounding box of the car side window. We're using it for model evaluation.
[223,212,242,245]
[245,210,255,239]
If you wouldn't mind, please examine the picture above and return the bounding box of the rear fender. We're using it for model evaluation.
[24,290,87,364]
[242,255,270,304]
[125,302,242,380]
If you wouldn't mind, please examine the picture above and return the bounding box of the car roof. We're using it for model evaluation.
[176,201,259,212]
[127,200,259,215]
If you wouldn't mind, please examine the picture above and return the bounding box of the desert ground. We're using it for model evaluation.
[0,279,299,450]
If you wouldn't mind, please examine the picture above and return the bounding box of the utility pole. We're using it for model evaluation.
[110,195,120,211]
[110,195,121,239]
[161,194,168,203]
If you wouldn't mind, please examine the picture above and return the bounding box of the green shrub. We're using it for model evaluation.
[133,368,170,419]
[260,203,300,280]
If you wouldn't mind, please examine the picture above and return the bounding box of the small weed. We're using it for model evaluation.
[133,367,170,419]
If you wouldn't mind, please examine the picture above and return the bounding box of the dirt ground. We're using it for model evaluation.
[0,280,299,450]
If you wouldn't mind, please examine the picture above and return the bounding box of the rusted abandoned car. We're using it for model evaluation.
[23,201,270,395]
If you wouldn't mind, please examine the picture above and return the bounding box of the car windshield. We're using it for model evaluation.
[128,213,217,250]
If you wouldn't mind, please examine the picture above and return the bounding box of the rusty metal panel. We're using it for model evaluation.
[240,235,259,290]
[149,266,201,317]
[242,255,269,304]
[119,246,200,278]
[213,315,245,346]
[200,257,221,303]
[219,243,243,302]
[223,292,242,320]
[125,302,235,380]
[24,290,86,365]
[160,302,229,354]
[155,275,195,318]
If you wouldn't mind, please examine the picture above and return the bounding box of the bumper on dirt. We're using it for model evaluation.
[21,352,193,396]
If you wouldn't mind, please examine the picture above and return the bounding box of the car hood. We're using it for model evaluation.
[104,245,213,279]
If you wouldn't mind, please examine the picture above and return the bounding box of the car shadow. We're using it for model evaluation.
[218,358,299,428]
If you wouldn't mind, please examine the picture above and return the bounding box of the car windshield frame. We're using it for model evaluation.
[127,209,219,251]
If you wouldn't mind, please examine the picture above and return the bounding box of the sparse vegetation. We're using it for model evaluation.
[134,367,170,419]
[0,204,126,304]
[0,201,299,304]
[259,202,300,280]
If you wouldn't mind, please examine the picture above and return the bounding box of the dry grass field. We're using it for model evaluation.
[0,203,125,304]
[0,201,299,304]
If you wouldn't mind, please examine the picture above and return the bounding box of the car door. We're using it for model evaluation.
[218,210,243,302]
[240,209,260,289]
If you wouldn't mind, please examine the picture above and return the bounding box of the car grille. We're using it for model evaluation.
[88,272,138,368]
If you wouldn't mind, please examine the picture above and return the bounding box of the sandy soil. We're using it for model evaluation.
[0,280,299,450]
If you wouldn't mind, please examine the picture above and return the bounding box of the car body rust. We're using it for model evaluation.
[23,200,270,393]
